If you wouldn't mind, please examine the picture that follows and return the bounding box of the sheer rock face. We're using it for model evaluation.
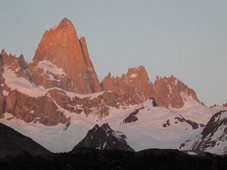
[101,66,154,103]
[153,75,201,108]
[28,18,101,94]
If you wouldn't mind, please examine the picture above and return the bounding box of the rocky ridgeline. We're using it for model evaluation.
[0,18,201,126]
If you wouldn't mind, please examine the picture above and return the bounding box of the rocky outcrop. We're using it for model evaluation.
[174,115,204,129]
[153,75,201,108]
[210,103,227,108]
[180,110,227,155]
[0,123,49,158]
[192,110,227,154]
[101,66,154,103]
[28,18,101,94]
[123,106,144,124]
[73,123,134,152]
[4,90,68,126]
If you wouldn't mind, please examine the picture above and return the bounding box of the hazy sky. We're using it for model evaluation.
[0,0,226,106]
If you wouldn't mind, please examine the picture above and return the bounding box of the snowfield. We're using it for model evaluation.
[0,95,218,153]
[0,66,223,154]
[2,66,105,99]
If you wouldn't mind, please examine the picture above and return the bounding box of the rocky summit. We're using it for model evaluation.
[28,18,101,94]
[101,66,154,103]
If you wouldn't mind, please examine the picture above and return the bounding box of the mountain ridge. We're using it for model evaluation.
[0,18,225,155]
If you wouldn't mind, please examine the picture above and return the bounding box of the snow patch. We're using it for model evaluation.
[130,74,137,78]
[103,142,107,149]
[2,90,9,96]
[3,67,46,97]
[173,79,178,86]
[65,91,105,100]
[219,110,227,120]
[36,60,66,76]
[187,151,197,155]
[113,131,124,140]
[3,66,105,100]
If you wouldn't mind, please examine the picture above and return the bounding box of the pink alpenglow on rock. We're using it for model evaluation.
[28,18,101,94]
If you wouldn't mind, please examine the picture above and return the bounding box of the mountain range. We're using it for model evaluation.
[0,18,226,156]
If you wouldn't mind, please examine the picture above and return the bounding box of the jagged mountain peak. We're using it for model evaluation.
[126,65,148,79]
[100,123,112,130]
[153,75,201,108]
[73,123,134,152]
[1,49,6,56]
[0,49,28,81]
[28,18,101,94]
[155,75,178,82]
[59,17,73,26]
[101,65,154,103]
[49,18,75,32]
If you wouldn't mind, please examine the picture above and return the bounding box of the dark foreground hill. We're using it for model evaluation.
[0,148,226,170]
[0,123,50,158]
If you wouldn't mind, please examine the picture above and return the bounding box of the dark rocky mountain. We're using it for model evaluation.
[0,123,49,158]
[180,110,227,155]
[74,123,134,152]
[193,110,227,154]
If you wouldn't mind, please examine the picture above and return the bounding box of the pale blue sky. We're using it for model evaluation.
[0,0,226,106]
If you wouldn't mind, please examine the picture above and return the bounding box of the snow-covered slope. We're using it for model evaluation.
[104,96,215,151]
[0,95,217,153]
[180,109,227,155]
[0,64,220,153]
[2,65,104,99]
